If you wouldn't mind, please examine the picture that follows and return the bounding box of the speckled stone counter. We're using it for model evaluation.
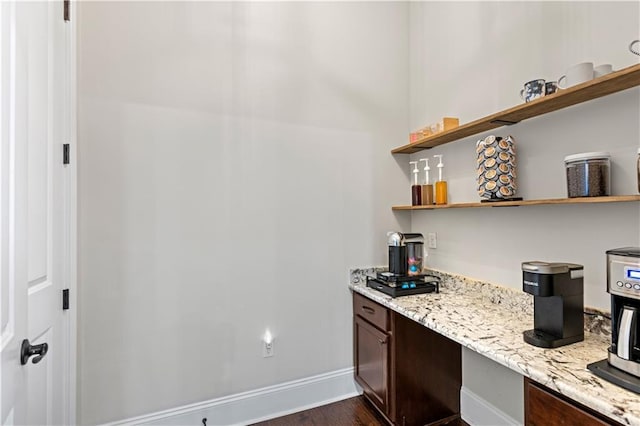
[349,268,639,426]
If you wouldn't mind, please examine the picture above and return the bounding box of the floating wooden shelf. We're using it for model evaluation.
[392,64,640,154]
[392,195,640,211]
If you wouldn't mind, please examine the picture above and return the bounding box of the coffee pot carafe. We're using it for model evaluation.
[614,304,638,364]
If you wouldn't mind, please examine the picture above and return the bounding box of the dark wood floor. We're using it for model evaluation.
[250,396,388,426]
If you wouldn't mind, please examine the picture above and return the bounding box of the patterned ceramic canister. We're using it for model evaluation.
[476,135,517,200]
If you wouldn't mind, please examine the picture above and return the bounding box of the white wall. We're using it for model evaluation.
[461,348,523,425]
[408,2,640,422]
[77,2,409,424]
[408,0,640,309]
[78,2,640,424]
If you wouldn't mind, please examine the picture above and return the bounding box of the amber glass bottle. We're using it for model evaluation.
[435,181,448,205]
[412,184,422,206]
[422,184,434,205]
[433,154,448,205]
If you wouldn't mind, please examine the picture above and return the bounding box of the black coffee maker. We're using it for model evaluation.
[387,231,424,276]
[365,232,439,297]
[522,261,584,348]
[588,247,640,393]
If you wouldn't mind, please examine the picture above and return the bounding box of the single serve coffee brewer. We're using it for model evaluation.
[522,261,584,348]
[588,247,640,393]
[387,231,424,276]
[365,232,440,297]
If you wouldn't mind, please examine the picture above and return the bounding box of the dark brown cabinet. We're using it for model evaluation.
[353,292,462,426]
[353,292,393,420]
[354,315,392,417]
[524,378,621,426]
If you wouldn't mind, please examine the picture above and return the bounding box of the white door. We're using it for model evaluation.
[1,1,74,425]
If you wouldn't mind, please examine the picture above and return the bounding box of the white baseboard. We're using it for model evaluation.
[104,367,360,426]
[460,386,521,426]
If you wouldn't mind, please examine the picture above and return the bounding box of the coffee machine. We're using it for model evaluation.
[522,261,584,348]
[387,231,424,276]
[366,232,440,297]
[588,247,640,393]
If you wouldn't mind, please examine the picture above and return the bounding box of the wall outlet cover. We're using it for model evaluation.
[263,341,274,358]
[428,233,437,249]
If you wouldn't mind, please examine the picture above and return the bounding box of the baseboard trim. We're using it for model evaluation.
[104,367,360,426]
[460,386,520,426]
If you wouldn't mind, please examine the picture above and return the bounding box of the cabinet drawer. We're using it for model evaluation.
[524,378,617,426]
[353,292,389,331]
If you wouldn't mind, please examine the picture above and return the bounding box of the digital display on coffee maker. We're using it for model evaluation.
[628,268,640,280]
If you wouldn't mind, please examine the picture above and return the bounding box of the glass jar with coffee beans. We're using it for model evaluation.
[564,152,611,198]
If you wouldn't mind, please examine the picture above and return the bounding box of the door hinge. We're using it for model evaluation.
[62,289,70,310]
[63,144,70,165]
[64,0,70,22]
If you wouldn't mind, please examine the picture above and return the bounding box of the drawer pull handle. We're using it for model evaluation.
[361,306,375,314]
[379,338,387,345]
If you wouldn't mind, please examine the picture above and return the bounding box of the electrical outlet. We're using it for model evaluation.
[262,329,274,358]
[263,341,274,358]
[427,232,437,249]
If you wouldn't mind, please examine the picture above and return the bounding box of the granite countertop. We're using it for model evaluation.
[349,268,640,426]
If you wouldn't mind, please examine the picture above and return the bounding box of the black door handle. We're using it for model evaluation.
[20,339,48,365]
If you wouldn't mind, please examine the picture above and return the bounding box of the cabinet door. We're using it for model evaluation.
[524,378,619,426]
[393,312,461,426]
[354,315,391,416]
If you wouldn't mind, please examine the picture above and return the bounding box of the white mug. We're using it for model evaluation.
[558,62,594,89]
[594,64,613,78]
